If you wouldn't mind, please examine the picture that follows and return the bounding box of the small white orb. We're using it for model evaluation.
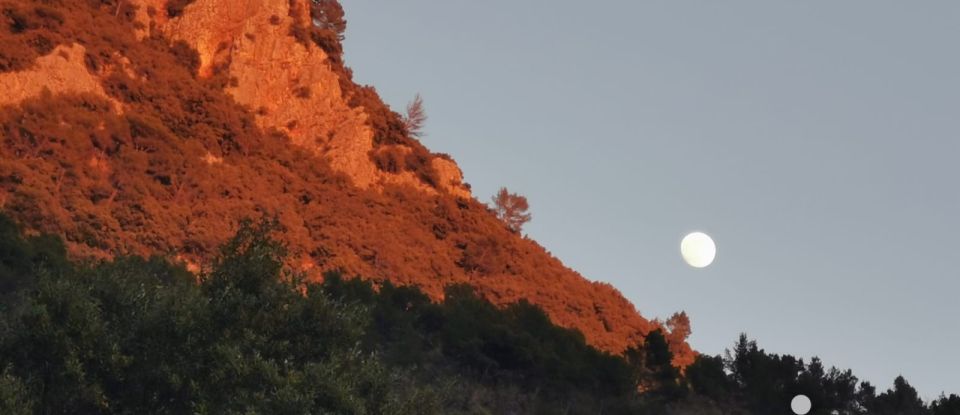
[791,394,812,415]
[680,232,716,268]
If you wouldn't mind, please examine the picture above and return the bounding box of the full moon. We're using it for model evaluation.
[791,394,812,414]
[680,232,716,268]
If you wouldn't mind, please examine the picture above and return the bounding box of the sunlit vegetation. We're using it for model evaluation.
[165,0,195,18]
[402,93,427,138]
[0,218,957,414]
[0,217,650,413]
[306,0,345,57]
[1,3,956,413]
[0,2,61,71]
[491,187,532,233]
[0,0,675,360]
[291,0,441,183]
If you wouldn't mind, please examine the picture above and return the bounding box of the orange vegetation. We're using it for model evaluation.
[0,0,694,366]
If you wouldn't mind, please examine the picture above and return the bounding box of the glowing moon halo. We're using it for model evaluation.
[680,232,716,268]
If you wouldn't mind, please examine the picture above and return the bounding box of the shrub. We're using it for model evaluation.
[165,0,196,18]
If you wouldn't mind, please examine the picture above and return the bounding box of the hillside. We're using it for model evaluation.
[2,217,957,414]
[0,0,693,364]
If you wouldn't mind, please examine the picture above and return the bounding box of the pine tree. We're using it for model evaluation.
[491,187,532,233]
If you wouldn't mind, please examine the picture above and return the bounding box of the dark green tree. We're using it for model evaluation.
[931,394,960,415]
[866,376,928,415]
[685,354,733,400]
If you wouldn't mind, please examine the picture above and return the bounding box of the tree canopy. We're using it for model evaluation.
[0,216,956,414]
[491,187,532,233]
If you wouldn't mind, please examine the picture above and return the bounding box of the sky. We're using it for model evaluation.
[340,1,960,397]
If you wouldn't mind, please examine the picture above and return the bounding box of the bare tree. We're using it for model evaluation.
[491,187,532,233]
[403,93,427,138]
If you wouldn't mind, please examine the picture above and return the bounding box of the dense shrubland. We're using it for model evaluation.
[0,217,957,414]
[0,0,682,358]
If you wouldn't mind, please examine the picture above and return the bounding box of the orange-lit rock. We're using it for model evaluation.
[132,0,469,196]
[0,0,694,367]
[0,44,120,111]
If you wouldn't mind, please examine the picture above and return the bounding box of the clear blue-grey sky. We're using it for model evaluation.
[341,1,960,397]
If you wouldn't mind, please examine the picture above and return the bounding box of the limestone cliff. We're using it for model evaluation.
[0,0,694,366]
[133,0,469,196]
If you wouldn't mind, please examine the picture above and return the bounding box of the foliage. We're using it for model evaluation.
[933,395,960,415]
[865,376,928,415]
[632,330,685,401]
[0,5,955,414]
[166,0,196,18]
[402,93,427,138]
[0,366,33,414]
[321,274,648,413]
[0,218,435,414]
[0,218,957,414]
[491,187,532,233]
[0,217,647,413]
[309,0,345,37]
[286,0,347,78]
[0,214,68,296]
[0,0,669,360]
[0,2,66,72]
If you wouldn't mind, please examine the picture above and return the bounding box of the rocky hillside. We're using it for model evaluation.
[0,0,693,365]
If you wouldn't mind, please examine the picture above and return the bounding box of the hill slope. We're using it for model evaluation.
[0,0,692,364]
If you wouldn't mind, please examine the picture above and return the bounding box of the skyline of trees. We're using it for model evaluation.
[0,215,957,414]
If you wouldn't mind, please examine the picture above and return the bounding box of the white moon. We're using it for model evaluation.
[791,394,812,414]
[680,232,716,268]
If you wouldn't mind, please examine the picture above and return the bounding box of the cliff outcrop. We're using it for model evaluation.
[0,0,693,365]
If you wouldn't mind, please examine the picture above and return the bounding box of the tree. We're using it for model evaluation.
[665,311,691,344]
[931,394,960,415]
[0,367,34,414]
[402,94,427,138]
[867,376,928,415]
[309,0,346,39]
[491,187,532,233]
[625,330,683,403]
[685,354,733,400]
[306,0,347,58]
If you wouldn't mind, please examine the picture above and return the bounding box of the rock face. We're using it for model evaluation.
[134,0,469,196]
[0,0,693,366]
[0,44,117,109]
